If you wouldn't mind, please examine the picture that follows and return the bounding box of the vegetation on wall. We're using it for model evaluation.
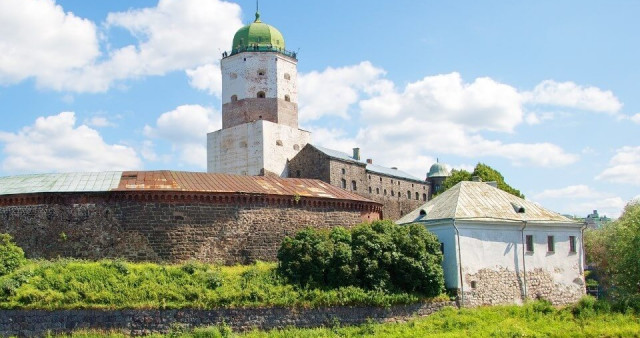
[585,201,640,303]
[0,234,27,276]
[277,220,445,297]
[436,163,524,198]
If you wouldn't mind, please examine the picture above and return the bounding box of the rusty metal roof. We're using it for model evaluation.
[397,181,579,225]
[0,171,375,203]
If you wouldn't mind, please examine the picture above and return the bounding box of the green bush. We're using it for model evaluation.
[277,221,445,296]
[0,234,27,276]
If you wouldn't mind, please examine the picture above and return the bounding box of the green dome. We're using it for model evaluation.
[427,162,450,178]
[232,12,285,51]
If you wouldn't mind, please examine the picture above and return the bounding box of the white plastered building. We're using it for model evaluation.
[397,181,586,306]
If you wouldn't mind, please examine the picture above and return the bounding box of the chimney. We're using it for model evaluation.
[472,176,482,182]
[352,148,361,161]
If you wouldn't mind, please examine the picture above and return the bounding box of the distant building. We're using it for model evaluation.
[398,181,585,306]
[426,161,450,199]
[585,210,610,229]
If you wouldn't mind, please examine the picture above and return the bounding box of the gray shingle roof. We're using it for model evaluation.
[312,145,423,182]
[0,172,123,195]
[396,181,579,225]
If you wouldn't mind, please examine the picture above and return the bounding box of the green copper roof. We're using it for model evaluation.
[427,162,450,178]
[232,11,285,51]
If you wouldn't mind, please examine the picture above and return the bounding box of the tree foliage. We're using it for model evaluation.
[436,163,524,198]
[277,221,445,296]
[585,202,640,296]
[0,234,27,276]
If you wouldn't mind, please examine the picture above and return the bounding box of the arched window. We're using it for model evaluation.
[231,95,238,102]
[383,189,387,196]
[423,193,427,201]
[257,91,266,98]
[284,73,291,80]
[407,191,411,199]
[284,95,291,102]
[341,168,346,175]
[351,180,357,191]
[376,188,380,194]
[296,170,301,177]
[341,179,347,189]
[391,190,395,197]
[415,192,419,200]
[369,187,372,193]
[257,70,265,76]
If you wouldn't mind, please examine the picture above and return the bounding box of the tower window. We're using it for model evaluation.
[231,95,238,102]
[230,73,237,79]
[422,193,427,201]
[341,179,347,189]
[296,170,301,177]
[284,95,290,102]
[341,168,346,175]
[415,192,419,200]
[284,73,291,80]
[369,187,372,193]
[351,180,357,191]
[257,91,266,98]
[293,144,299,151]
[391,190,395,197]
[383,189,387,196]
[257,70,265,76]
[376,188,380,194]
[407,191,411,199]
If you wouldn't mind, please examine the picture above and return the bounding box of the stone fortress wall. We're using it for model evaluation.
[0,191,379,264]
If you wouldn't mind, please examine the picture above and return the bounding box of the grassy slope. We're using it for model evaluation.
[0,260,441,310]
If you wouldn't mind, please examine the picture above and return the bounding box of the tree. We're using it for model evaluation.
[0,233,27,276]
[436,163,524,198]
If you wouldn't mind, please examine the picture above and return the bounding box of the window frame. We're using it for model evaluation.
[547,235,555,253]
[569,235,577,253]
[525,235,534,253]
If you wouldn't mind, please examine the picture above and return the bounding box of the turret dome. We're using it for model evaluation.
[231,11,285,53]
[427,162,450,178]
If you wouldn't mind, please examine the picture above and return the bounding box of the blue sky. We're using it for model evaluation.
[0,0,638,218]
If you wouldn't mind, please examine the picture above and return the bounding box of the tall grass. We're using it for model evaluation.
[0,259,440,310]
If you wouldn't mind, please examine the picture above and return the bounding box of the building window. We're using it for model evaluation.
[293,144,299,151]
[391,179,394,184]
[407,191,411,199]
[440,242,444,254]
[384,189,387,196]
[415,192,419,200]
[257,91,266,98]
[230,73,237,79]
[470,281,477,289]
[257,70,265,76]
[231,95,238,102]
[341,179,346,189]
[369,187,372,193]
[547,236,555,252]
[296,170,301,177]
[368,175,371,180]
[526,235,534,253]
[569,236,577,253]
[422,193,427,201]
[351,180,357,191]
[284,73,291,80]
[341,168,346,175]
[380,177,382,182]
[284,95,291,102]
[376,187,380,194]
[391,190,395,197]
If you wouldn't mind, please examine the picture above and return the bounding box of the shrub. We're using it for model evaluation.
[0,234,27,276]
[277,221,445,296]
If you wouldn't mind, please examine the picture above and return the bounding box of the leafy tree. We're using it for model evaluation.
[585,202,640,296]
[0,233,27,276]
[436,163,524,198]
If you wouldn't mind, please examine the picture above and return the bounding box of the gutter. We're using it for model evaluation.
[453,220,464,307]
[521,221,528,300]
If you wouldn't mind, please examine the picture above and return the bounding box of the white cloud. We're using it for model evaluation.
[298,61,390,121]
[85,116,115,128]
[524,80,622,114]
[630,113,640,124]
[596,146,640,185]
[1,0,242,92]
[0,0,99,87]
[186,64,223,97]
[0,112,141,173]
[533,185,626,218]
[525,111,554,125]
[144,105,220,167]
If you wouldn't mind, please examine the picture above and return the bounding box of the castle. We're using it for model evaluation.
[206,11,449,220]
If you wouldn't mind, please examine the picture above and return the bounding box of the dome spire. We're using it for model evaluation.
[254,0,261,22]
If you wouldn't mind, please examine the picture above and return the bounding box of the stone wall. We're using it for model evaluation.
[0,301,457,336]
[222,98,298,129]
[288,145,430,220]
[462,267,585,307]
[0,192,378,264]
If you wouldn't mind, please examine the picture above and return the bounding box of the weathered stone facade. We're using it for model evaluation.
[222,98,298,129]
[462,268,585,307]
[0,301,457,336]
[289,145,429,220]
[0,191,379,264]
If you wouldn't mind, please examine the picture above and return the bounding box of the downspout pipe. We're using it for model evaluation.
[453,220,464,307]
[580,222,587,277]
[521,221,528,300]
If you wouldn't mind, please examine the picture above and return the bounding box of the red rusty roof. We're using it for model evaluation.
[114,171,374,203]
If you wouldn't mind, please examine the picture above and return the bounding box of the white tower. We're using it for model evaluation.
[207,11,310,177]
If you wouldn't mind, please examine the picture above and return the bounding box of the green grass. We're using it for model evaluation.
[55,301,640,337]
[0,259,443,310]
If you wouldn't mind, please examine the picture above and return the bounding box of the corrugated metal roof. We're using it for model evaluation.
[0,172,122,195]
[0,171,375,203]
[397,181,578,225]
[312,145,423,182]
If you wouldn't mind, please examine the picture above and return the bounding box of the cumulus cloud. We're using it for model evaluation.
[186,64,223,97]
[523,80,623,114]
[144,105,221,168]
[0,112,141,173]
[298,61,390,121]
[0,0,99,87]
[630,113,640,124]
[596,146,640,185]
[1,0,242,92]
[84,116,115,128]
